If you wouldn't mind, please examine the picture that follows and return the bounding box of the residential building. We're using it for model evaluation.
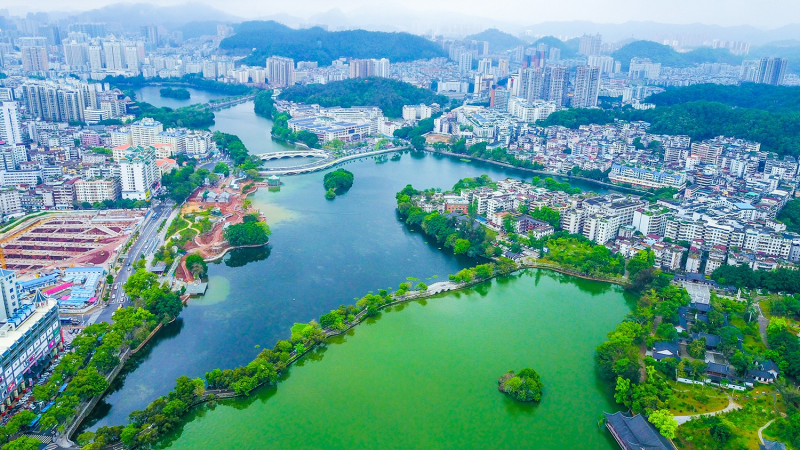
[118,145,159,200]
[131,118,164,146]
[572,66,601,108]
[755,57,788,86]
[74,178,121,203]
[0,286,62,407]
[266,56,296,87]
[19,37,48,73]
[0,103,21,145]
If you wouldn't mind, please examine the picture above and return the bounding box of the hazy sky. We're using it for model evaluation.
[6,0,800,28]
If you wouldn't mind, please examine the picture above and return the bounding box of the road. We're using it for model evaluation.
[93,200,173,325]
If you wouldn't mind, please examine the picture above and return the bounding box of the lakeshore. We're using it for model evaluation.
[160,268,632,449]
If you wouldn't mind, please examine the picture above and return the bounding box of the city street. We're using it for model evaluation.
[93,200,174,325]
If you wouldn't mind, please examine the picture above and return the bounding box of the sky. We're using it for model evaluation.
[5,0,800,28]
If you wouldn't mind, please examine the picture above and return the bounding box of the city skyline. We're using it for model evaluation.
[5,0,800,29]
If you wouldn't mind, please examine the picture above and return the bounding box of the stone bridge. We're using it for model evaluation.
[259,150,329,160]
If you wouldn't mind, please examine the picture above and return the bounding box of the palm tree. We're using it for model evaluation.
[745,297,759,323]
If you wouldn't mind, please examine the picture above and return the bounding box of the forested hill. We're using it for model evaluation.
[464,29,525,52]
[611,40,742,70]
[220,21,446,66]
[540,83,800,158]
[278,78,448,118]
[646,83,800,113]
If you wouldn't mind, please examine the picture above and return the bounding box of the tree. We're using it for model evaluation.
[2,437,42,450]
[529,206,561,228]
[647,409,677,439]
[124,269,157,300]
[224,220,271,247]
[502,215,515,232]
[687,338,706,359]
[709,416,733,443]
[69,366,109,399]
[323,169,354,194]
[453,239,471,255]
[499,368,544,402]
[185,253,208,278]
[411,135,426,151]
[213,162,231,177]
[627,250,656,279]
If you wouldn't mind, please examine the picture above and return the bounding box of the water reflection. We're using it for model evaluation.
[221,246,272,268]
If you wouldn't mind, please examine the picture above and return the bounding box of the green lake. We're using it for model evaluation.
[162,270,632,449]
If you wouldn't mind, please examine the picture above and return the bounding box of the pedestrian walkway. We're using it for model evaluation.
[27,433,54,444]
[674,394,741,425]
[86,308,103,325]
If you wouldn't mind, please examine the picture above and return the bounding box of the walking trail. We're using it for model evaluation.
[674,394,741,425]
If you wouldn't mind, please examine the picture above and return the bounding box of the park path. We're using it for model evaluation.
[757,419,776,444]
[674,394,741,425]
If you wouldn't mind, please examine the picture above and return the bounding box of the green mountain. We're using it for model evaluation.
[646,83,800,113]
[278,77,448,118]
[220,21,446,66]
[541,82,800,158]
[611,40,742,70]
[464,28,525,52]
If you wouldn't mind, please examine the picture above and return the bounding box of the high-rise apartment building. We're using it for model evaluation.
[118,146,159,200]
[349,59,374,79]
[579,34,602,57]
[755,57,787,86]
[74,178,121,203]
[458,52,473,74]
[266,56,296,87]
[496,58,510,79]
[477,58,492,75]
[0,102,22,144]
[543,66,568,107]
[20,83,86,123]
[63,41,87,68]
[131,118,164,146]
[19,37,48,73]
[587,55,615,75]
[87,45,103,70]
[374,58,390,78]
[102,39,124,70]
[629,58,662,80]
[69,22,107,38]
[572,66,600,108]
[141,24,159,49]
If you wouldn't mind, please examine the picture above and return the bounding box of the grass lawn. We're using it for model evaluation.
[668,381,729,415]
[167,217,190,236]
[675,402,779,450]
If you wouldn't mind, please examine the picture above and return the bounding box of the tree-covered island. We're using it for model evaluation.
[498,368,544,402]
[323,169,354,199]
[159,87,191,100]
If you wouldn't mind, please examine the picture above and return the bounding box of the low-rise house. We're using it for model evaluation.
[652,341,680,362]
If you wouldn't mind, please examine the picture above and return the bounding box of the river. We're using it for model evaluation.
[134,86,300,156]
[81,90,629,443]
[162,271,631,450]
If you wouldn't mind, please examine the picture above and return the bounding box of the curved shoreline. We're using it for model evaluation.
[176,264,623,400]
[426,149,648,195]
[203,242,270,263]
